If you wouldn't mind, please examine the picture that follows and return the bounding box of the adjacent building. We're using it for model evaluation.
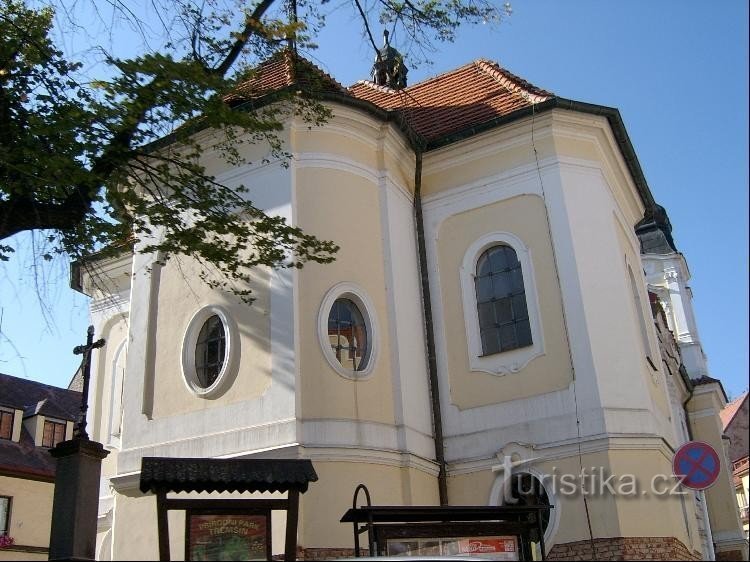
[0,373,80,560]
[75,49,747,560]
[722,392,749,541]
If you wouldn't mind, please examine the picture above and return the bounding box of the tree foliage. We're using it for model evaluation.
[0,0,507,301]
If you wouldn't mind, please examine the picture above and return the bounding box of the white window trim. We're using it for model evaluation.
[460,231,544,375]
[181,305,240,398]
[318,282,379,380]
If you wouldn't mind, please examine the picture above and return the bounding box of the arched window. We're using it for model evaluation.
[475,245,532,355]
[460,232,543,375]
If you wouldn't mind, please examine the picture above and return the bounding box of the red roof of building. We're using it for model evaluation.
[721,391,749,430]
[348,59,553,142]
[228,52,554,144]
[225,50,347,105]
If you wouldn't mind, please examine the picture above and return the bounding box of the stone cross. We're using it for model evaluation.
[72,325,105,440]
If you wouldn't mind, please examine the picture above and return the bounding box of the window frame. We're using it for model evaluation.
[0,495,11,536]
[42,418,67,448]
[460,232,544,376]
[0,409,13,441]
[181,305,239,398]
[318,282,378,380]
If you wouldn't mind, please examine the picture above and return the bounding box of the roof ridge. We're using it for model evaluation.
[350,80,399,95]
[0,371,80,393]
[474,59,553,104]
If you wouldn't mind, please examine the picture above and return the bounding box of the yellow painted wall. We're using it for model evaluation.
[148,258,272,419]
[689,406,744,536]
[0,476,53,550]
[298,461,438,549]
[436,194,573,407]
[295,167,396,424]
[607,449,698,552]
[422,121,555,199]
[447,448,701,553]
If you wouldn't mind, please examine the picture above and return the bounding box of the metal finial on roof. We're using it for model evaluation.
[371,30,408,89]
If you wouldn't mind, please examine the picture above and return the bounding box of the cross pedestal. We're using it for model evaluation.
[48,325,108,561]
[48,439,109,560]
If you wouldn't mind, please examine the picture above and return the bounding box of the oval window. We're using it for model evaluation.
[328,298,369,372]
[181,306,238,397]
[194,314,226,388]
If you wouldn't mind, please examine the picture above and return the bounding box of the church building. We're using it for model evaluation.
[74,46,747,560]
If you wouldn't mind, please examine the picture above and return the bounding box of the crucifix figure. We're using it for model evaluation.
[73,325,105,440]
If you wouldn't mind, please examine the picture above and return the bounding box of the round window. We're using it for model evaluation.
[318,283,378,379]
[194,314,226,388]
[328,298,369,372]
[181,306,238,397]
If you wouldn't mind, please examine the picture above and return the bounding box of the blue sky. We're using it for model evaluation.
[0,0,747,398]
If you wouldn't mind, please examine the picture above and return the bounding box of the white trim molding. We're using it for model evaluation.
[318,282,379,380]
[460,231,545,375]
[180,305,240,398]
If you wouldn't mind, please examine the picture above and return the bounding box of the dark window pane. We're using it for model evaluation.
[194,315,226,388]
[512,294,528,320]
[516,319,533,348]
[481,328,500,356]
[475,275,493,302]
[492,271,512,297]
[478,302,495,328]
[475,244,533,355]
[476,253,492,277]
[489,246,509,272]
[511,266,524,294]
[494,298,513,324]
[500,324,517,351]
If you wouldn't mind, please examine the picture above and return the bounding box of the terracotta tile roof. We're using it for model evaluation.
[225,50,347,105]
[228,53,553,144]
[348,59,554,142]
[721,391,748,429]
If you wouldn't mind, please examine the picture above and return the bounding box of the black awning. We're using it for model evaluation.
[139,457,318,494]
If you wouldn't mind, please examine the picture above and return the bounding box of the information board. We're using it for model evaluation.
[186,513,270,561]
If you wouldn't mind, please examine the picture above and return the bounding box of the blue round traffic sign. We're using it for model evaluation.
[673,441,721,490]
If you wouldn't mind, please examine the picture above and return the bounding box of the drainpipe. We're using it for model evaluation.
[413,149,449,505]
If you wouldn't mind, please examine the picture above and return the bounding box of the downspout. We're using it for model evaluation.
[413,149,449,505]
